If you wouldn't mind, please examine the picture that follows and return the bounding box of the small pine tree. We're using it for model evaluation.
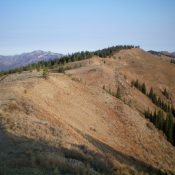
[116,86,121,99]
[141,83,146,94]
[173,123,175,145]
[157,97,161,107]
[148,87,154,99]
[43,68,48,79]
[156,110,164,130]
[171,106,175,117]
[152,94,157,104]
[58,66,64,73]
[135,79,139,89]
[36,66,40,72]
[165,113,174,144]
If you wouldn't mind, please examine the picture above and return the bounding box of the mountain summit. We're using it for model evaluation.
[0,50,63,71]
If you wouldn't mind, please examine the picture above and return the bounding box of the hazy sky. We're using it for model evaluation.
[0,0,175,55]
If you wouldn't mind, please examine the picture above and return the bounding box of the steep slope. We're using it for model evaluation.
[66,48,175,108]
[0,48,175,174]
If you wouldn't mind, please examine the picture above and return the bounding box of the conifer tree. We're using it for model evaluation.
[43,68,48,79]
[141,83,146,94]
[174,123,175,145]
[165,113,174,143]
[135,79,139,89]
[148,87,154,99]
[116,86,121,99]
[157,110,164,130]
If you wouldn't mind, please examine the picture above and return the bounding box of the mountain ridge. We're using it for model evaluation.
[0,50,63,71]
[148,50,175,58]
[0,48,175,174]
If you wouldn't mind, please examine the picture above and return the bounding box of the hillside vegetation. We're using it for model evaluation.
[0,47,175,175]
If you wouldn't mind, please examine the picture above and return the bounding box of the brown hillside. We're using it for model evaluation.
[0,48,175,174]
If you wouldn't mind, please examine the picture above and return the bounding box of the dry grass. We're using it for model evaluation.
[0,48,175,174]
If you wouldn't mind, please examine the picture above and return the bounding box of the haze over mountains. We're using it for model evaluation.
[0,50,63,71]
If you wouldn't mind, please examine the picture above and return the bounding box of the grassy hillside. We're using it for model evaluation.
[0,48,175,175]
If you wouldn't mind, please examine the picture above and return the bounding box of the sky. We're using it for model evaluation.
[0,0,175,55]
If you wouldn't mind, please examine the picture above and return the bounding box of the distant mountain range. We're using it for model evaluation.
[171,52,175,57]
[148,50,175,58]
[0,50,63,71]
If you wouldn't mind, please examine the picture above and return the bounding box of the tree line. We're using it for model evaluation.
[131,79,147,94]
[103,85,122,100]
[0,45,137,77]
[131,79,175,145]
[131,79,175,117]
[144,109,175,145]
[148,87,175,115]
